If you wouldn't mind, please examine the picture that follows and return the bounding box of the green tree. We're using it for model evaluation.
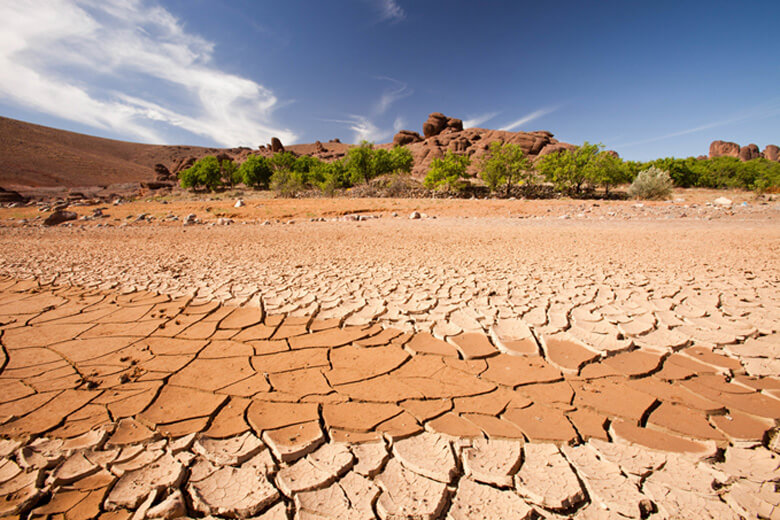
[345,141,375,184]
[220,159,239,187]
[479,141,533,196]
[536,142,601,194]
[389,146,414,173]
[178,156,222,191]
[424,151,471,191]
[269,151,297,172]
[586,152,630,196]
[239,155,273,189]
[313,160,350,195]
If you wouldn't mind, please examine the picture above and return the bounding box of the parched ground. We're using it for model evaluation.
[0,195,778,519]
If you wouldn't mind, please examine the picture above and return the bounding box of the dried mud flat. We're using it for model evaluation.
[0,205,779,519]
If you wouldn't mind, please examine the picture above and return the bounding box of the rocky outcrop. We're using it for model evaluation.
[391,113,574,176]
[270,138,284,153]
[422,113,463,138]
[739,144,761,162]
[0,187,27,203]
[393,130,423,146]
[709,140,779,162]
[764,145,779,162]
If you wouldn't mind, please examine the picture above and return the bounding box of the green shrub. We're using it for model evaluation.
[345,141,376,184]
[269,151,297,172]
[179,156,222,191]
[535,142,601,193]
[239,155,273,189]
[424,151,471,191]
[479,141,533,196]
[628,166,673,199]
[220,159,239,187]
[270,169,307,196]
[586,152,632,195]
[312,160,350,195]
[389,146,414,173]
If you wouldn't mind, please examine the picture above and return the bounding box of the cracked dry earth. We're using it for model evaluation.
[0,215,779,519]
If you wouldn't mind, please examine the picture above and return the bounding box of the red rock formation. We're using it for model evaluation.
[739,144,761,161]
[709,140,741,159]
[763,145,779,162]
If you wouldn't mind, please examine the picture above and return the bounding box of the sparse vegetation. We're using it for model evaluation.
[238,155,273,189]
[424,151,471,191]
[479,141,533,196]
[628,166,673,199]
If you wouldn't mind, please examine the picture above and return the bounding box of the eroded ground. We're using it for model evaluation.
[0,199,778,519]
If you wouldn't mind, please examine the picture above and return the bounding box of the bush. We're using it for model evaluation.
[239,155,273,189]
[312,160,350,195]
[345,141,376,184]
[424,151,471,191]
[628,166,673,199]
[269,151,297,172]
[220,159,239,187]
[270,169,307,196]
[535,142,601,194]
[389,146,414,173]
[479,141,533,196]
[179,156,222,191]
[586,152,632,195]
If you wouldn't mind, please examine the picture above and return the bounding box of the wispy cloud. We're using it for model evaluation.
[321,116,392,143]
[0,0,296,146]
[463,111,500,128]
[373,76,412,115]
[500,106,559,131]
[613,103,780,148]
[376,0,406,23]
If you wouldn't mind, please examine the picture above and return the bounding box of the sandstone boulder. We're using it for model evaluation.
[393,130,423,146]
[739,144,760,161]
[763,145,779,162]
[709,140,740,159]
[43,210,77,226]
[270,137,284,153]
[423,113,449,138]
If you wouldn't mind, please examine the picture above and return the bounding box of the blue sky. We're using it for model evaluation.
[0,0,778,160]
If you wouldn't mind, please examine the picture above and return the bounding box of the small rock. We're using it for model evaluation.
[410,211,421,220]
[234,199,244,208]
[713,197,732,206]
[43,210,77,226]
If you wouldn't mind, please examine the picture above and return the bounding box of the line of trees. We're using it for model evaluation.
[178,142,413,195]
[179,140,780,197]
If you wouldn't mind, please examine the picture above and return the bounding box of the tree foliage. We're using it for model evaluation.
[479,141,533,196]
[238,155,273,189]
[424,151,471,191]
[179,156,222,191]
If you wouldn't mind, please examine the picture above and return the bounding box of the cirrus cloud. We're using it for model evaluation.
[0,0,296,146]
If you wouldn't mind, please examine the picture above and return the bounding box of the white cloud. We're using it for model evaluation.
[463,111,500,129]
[0,0,296,146]
[377,0,405,23]
[393,116,406,132]
[500,106,559,131]
[321,116,392,144]
[374,76,412,115]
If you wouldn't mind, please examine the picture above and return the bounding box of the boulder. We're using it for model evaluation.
[270,137,284,153]
[0,188,26,204]
[763,145,779,162]
[537,142,577,158]
[154,163,172,181]
[423,113,449,138]
[446,118,464,132]
[709,140,740,159]
[739,144,761,161]
[314,140,325,153]
[43,210,77,226]
[141,181,174,190]
[394,130,423,146]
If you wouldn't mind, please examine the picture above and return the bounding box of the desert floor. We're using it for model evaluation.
[0,193,778,519]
